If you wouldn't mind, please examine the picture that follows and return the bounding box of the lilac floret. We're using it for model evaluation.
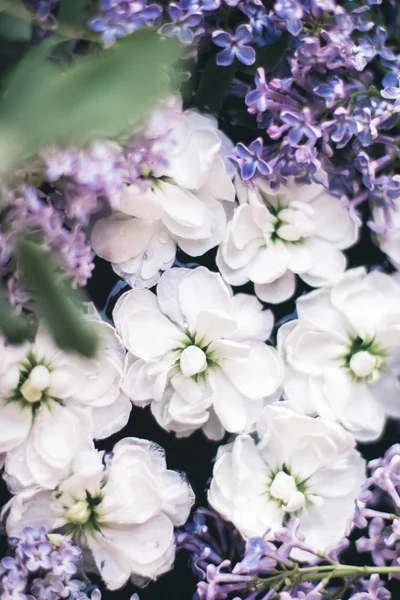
[212,24,256,66]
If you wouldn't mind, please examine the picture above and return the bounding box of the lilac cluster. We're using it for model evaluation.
[0,526,100,600]
[354,444,400,571]
[89,0,283,66]
[0,185,94,308]
[230,0,400,229]
[90,0,162,46]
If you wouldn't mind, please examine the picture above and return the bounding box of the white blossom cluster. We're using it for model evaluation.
[3,100,400,593]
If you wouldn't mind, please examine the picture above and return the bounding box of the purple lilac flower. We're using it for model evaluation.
[230,138,271,180]
[90,0,162,45]
[274,0,304,35]
[0,527,100,600]
[159,4,204,45]
[212,24,256,67]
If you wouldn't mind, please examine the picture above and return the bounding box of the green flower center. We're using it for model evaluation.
[63,492,103,536]
[266,466,310,517]
[340,336,387,383]
[173,331,218,379]
[7,351,56,415]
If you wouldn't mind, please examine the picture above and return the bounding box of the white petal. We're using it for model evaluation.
[89,514,175,585]
[310,192,359,248]
[91,215,154,263]
[0,400,32,452]
[229,293,274,342]
[199,154,235,202]
[300,238,346,288]
[157,470,195,526]
[92,393,132,439]
[157,181,205,229]
[5,489,64,537]
[195,310,237,345]
[178,267,231,330]
[255,271,296,304]
[248,243,289,284]
[156,267,189,327]
[32,404,91,469]
[221,342,283,400]
[166,128,221,190]
[176,198,227,256]
[119,186,164,220]
[209,369,259,433]
[115,309,181,361]
[286,243,313,274]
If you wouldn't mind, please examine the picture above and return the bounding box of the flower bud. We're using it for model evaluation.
[180,345,207,378]
[349,351,377,378]
[65,500,91,525]
[20,365,51,403]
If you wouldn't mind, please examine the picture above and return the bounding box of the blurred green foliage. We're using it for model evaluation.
[0,7,180,355]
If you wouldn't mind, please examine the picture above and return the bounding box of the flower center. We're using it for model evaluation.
[264,201,315,245]
[20,365,51,403]
[7,352,55,413]
[174,331,218,379]
[269,470,306,513]
[180,345,208,377]
[341,336,387,383]
[64,493,103,534]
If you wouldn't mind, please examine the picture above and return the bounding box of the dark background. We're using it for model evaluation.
[1,217,400,600]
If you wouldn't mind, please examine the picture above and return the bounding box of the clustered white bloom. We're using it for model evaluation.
[91,102,235,289]
[4,438,194,590]
[208,403,365,551]
[217,178,358,303]
[0,318,130,490]
[115,266,283,438]
[278,268,400,441]
[4,98,399,593]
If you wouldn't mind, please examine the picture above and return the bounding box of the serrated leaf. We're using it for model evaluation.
[0,29,180,170]
[196,58,236,113]
[17,240,99,357]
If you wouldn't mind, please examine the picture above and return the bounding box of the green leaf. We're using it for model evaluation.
[17,240,99,357]
[0,283,34,344]
[0,29,180,171]
[58,0,96,28]
[0,12,31,41]
[196,58,236,113]
[240,34,290,76]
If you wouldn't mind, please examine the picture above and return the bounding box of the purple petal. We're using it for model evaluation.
[212,30,232,48]
[216,47,235,66]
[241,160,257,181]
[235,45,256,66]
[257,159,271,176]
[249,138,263,155]
[235,24,253,44]
[236,143,253,160]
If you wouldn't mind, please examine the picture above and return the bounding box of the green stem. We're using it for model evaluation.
[253,564,400,594]
[0,0,101,43]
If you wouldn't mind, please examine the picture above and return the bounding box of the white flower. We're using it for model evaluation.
[208,403,365,552]
[91,106,235,289]
[4,438,194,590]
[372,197,400,270]
[0,318,130,490]
[217,177,358,303]
[278,268,400,441]
[115,266,283,439]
